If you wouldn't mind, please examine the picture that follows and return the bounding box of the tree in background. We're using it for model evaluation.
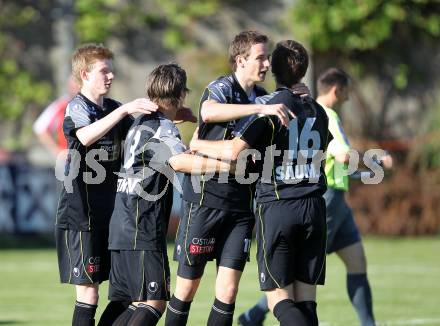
[0,0,283,149]
[0,1,52,150]
[286,0,440,234]
[75,0,222,50]
[72,0,274,141]
[1,0,440,233]
[289,0,440,140]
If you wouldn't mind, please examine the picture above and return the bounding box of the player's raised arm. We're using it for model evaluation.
[201,99,291,126]
[198,32,292,127]
[76,98,157,146]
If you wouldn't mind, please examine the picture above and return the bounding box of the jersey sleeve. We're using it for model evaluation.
[204,79,232,104]
[232,114,269,148]
[255,94,273,105]
[149,120,187,168]
[63,100,93,138]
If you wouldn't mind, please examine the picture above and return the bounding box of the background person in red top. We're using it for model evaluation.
[33,75,79,157]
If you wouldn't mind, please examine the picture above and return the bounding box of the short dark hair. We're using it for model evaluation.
[146,63,188,109]
[271,40,308,87]
[317,68,350,95]
[228,30,268,71]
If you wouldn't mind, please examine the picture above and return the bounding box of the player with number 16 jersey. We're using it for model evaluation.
[190,40,330,326]
[235,40,329,325]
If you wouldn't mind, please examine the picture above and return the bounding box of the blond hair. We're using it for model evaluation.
[71,43,114,86]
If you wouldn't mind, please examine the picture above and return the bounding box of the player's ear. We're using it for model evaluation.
[236,55,245,69]
[79,68,88,82]
[330,85,339,98]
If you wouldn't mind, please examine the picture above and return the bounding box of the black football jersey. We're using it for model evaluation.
[182,74,267,212]
[233,88,330,202]
[109,112,186,250]
[56,93,131,231]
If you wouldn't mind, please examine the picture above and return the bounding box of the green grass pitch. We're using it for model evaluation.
[1,237,439,325]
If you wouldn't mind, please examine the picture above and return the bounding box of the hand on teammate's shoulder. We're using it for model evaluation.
[123,98,158,116]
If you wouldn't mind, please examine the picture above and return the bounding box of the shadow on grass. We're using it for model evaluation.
[0,321,25,325]
[0,234,55,250]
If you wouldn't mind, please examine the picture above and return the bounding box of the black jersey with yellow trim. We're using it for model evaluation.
[233,88,329,202]
[108,112,186,251]
[182,74,267,212]
[56,93,132,231]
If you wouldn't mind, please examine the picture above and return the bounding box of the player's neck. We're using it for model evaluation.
[159,106,176,121]
[276,83,289,90]
[234,70,255,97]
[81,87,104,107]
[316,94,336,110]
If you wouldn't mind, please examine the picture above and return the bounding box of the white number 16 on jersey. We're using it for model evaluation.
[288,118,321,160]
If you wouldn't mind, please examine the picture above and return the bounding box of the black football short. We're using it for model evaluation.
[109,250,170,302]
[256,197,327,291]
[324,188,361,254]
[55,227,110,285]
[173,200,254,279]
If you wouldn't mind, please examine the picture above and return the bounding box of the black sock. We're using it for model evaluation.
[295,301,318,326]
[127,303,162,326]
[97,301,129,326]
[165,295,192,326]
[273,299,308,326]
[207,298,235,326]
[113,304,137,326]
[347,273,375,326]
[72,301,97,326]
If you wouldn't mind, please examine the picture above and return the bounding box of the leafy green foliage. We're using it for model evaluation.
[288,0,440,141]
[293,0,439,53]
[291,0,440,91]
[0,60,51,120]
[0,3,52,121]
[74,0,222,50]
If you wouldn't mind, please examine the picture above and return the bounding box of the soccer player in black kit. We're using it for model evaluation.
[166,31,292,326]
[107,63,234,326]
[190,40,330,326]
[54,43,158,326]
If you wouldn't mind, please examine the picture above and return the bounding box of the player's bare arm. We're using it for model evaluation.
[168,152,235,174]
[201,99,292,126]
[37,131,62,157]
[334,150,393,170]
[76,98,158,146]
[188,126,233,159]
[190,132,250,162]
[190,138,233,160]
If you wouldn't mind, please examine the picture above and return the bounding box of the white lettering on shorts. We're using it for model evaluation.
[86,256,100,274]
[189,237,215,254]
